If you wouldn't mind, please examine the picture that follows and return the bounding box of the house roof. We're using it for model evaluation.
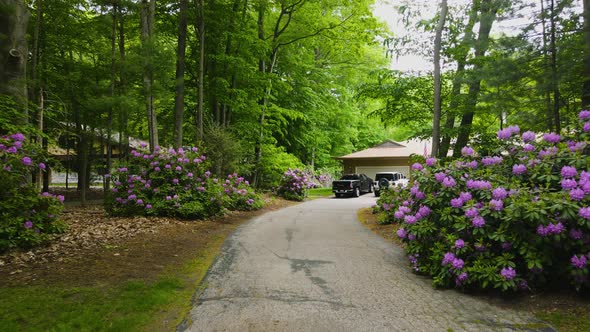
[335,139,429,159]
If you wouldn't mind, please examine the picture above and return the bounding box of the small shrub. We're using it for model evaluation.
[277,168,316,201]
[378,110,590,292]
[0,133,66,252]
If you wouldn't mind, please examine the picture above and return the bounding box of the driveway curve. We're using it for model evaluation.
[180,195,553,332]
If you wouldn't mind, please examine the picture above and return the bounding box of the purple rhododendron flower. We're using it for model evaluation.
[21,156,32,166]
[434,172,446,182]
[175,166,182,171]
[136,199,143,205]
[397,228,407,239]
[452,258,464,270]
[11,133,25,141]
[489,199,504,211]
[455,239,465,249]
[425,158,437,166]
[568,141,586,152]
[523,144,535,152]
[472,216,485,228]
[442,252,455,266]
[456,272,469,285]
[451,197,464,209]
[38,162,46,170]
[451,198,464,208]
[561,179,577,190]
[411,163,424,171]
[465,207,479,218]
[399,206,411,214]
[569,228,583,240]
[408,234,416,241]
[442,177,456,188]
[394,211,405,219]
[561,166,578,178]
[500,267,516,280]
[57,195,65,202]
[521,131,536,142]
[579,207,590,220]
[570,188,585,201]
[580,110,590,120]
[459,192,472,202]
[461,146,475,156]
[24,220,33,229]
[497,128,512,140]
[465,161,478,169]
[481,156,503,166]
[492,187,507,200]
[543,132,561,143]
[418,205,431,217]
[584,122,590,132]
[537,225,549,236]
[501,242,512,250]
[404,215,417,224]
[512,164,527,175]
[571,255,587,269]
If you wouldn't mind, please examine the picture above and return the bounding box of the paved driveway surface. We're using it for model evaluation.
[180,195,553,332]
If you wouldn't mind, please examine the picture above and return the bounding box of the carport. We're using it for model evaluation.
[334,140,429,179]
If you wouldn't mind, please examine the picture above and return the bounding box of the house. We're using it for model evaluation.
[334,139,430,179]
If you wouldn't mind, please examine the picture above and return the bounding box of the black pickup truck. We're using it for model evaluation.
[332,174,373,198]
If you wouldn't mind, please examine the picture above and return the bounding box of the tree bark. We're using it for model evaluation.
[105,3,117,193]
[584,0,590,109]
[431,0,448,158]
[0,0,30,126]
[453,0,499,157]
[141,0,159,151]
[549,0,560,131]
[439,0,479,158]
[118,5,128,159]
[196,0,205,141]
[174,0,188,148]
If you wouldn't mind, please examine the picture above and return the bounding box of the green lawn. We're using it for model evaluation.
[0,235,225,331]
[308,187,333,198]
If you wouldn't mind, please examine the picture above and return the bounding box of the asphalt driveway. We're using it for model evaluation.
[180,195,553,331]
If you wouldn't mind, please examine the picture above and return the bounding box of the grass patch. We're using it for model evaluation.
[308,187,333,198]
[356,207,404,247]
[535,307,590,332]
[0,235,225,332]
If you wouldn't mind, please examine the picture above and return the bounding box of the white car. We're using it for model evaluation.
[373,172,409,197]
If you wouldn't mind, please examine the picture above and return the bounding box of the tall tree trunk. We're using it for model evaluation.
[439,0,479,158]
[173,0,188,148]
[431,0,448,158]
[105,3,117,193]
[252,4,266,187]
[118,5,128,159]
[0,0,30,126]
[549,0,560,131]
[584,0,590,108]
[453,0,499,156]
[141,0,158,151]
[196,0,205,141]
[540,0,554,130]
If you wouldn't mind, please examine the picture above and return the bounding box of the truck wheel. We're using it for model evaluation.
[353,187,360,197]
[375,191,380,197]
[335,193,342,198]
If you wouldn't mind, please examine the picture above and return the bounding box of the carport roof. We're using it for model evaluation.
[334,139,428,159]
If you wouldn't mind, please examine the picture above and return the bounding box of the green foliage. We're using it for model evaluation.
[105,146,263,219]
[378,111,590,292]
[0,133,66,252]
[257,144,304,190]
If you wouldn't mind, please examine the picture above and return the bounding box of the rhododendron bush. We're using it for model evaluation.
[0,133,66,251]
[105,146,263,218]
[277,168,317,201]
[378,111,590,291]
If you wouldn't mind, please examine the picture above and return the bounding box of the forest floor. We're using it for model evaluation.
[357,207,590,332]
[0,194,297,331]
